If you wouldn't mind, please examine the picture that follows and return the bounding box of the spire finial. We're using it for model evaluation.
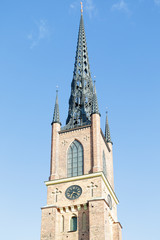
[56,85,59,93]
[80,1,83,14]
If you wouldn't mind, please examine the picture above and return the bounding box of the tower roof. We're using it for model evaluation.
[63,13,94,130]
[52,90,61,125]
[91,83,100,115]
[105,112,112,144]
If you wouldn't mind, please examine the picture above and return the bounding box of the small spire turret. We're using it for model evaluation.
[91,82,100,115]
[105,111,112,144]
[52,90,61,125]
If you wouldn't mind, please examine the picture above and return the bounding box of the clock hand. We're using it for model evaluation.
[71,191,77,197]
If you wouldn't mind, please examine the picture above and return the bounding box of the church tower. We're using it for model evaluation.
[41,4,122,240]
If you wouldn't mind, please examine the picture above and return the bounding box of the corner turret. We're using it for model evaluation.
[50,90,61,180]
[91,83,100,116]
[105,111,112,144]
[52,90,61,125]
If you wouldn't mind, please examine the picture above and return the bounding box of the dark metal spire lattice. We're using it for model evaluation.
[63,14,93,130]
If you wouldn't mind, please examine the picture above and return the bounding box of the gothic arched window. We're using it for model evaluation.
[67,140,83,177]
[70,216,77,231]
[103,151,107,178]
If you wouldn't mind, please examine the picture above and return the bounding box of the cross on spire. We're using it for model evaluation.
[87,182,98,197]
[52,188,62,202]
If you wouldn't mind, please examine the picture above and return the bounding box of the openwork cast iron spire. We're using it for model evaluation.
[52,90,60,125]
[63,13,93,130]
[105,112,112,144]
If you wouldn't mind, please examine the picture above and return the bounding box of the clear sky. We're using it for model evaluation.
[0,0,160,239]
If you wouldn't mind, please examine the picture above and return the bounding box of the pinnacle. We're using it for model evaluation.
[52,90,61,125]
[105,112,112,144]
[91,84,100,115]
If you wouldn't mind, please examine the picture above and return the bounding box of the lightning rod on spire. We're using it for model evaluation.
[80,1,83,14]
[56,85,59,93]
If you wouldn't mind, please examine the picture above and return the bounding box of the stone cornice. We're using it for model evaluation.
[113,222,123,229]
[41,205,57,210]
[88,197,110,208]
[45,172,119,205]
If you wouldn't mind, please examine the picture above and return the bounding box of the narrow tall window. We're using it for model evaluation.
[103,151,107,178]
[67,140,83,177]
[61,215,64,232]
[70,216,77,231]
[82,212,86,231]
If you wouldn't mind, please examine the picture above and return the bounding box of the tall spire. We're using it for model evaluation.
[63,8,94,130]
[52,90,60,125]
[92,82,100,115]
[105,112,112,144]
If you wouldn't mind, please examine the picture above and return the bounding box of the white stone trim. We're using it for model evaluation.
[71,206,76,212]
[77,204,81,211]
[65,206,70,213]
[59,207,64,213]
[41,204,57,209]
[45,172,119,204]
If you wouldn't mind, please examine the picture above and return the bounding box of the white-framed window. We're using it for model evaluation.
[70,216,77,231]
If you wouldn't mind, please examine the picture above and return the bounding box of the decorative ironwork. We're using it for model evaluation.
[63,15,94,130]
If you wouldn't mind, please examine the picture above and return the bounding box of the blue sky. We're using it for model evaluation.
[0,0,160,239]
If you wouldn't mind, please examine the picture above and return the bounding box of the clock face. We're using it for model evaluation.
[65,185,82,200]
[107,194,112,210]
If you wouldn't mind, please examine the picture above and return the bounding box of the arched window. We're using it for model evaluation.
[103,151,107,178]
[82,212,86,231]
[70,216,77,231]
[67,140,83,177]
[61,215,64,232]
